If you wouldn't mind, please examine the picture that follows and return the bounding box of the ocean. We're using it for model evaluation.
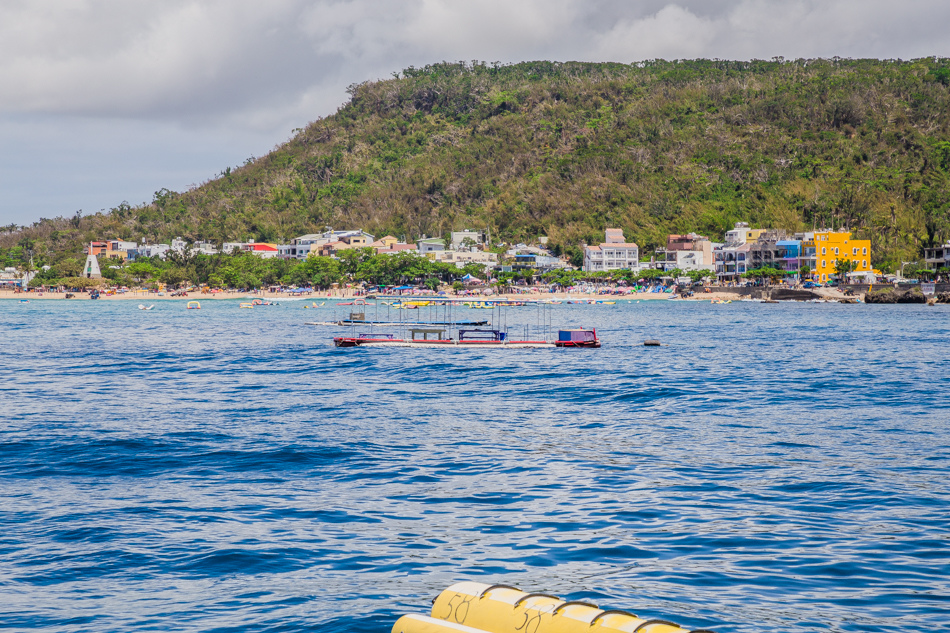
[1,298,948,632]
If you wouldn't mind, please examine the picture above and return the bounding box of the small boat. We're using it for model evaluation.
[138,304,154,310]
[554,328,601,348]
[186,301,201,310]
[239,302,255,309]
[19,299,30,303]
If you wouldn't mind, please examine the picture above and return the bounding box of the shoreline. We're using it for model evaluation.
[2,287,852,302]
[0,289,676,302]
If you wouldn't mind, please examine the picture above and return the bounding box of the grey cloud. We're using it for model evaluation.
[2,0,948,124]
[1,0,949,225]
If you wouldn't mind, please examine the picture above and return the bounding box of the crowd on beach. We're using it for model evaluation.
[2,276,846,302]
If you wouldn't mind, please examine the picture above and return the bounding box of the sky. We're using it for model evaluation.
[1,0,949,227]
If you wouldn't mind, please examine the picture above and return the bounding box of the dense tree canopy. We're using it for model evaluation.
[4,58,950,276]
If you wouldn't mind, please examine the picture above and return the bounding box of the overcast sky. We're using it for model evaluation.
[1,0,948,227]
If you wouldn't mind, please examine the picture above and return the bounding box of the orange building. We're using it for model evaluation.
[802,231,872,282]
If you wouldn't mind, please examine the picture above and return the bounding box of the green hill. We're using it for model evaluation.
[4,58,950,273]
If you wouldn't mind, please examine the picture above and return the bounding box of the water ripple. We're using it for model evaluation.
[1,300,948,632]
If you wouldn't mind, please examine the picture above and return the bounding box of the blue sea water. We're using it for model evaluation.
[1,298,948,632]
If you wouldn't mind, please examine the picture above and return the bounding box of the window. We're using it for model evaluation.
[853,248,858,255]
[863,247,867,255]
[821,260,826,268]
[834,248,839,255]
[822,247,826,255]
[862,260,867,268]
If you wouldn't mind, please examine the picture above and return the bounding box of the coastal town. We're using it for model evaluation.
[4,222,950,303]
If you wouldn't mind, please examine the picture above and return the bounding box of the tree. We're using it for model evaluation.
[745,267,784,283]
[160,267,190,287]
[799,264,812,279]
[833,258,856,278]
[337,247,377,276]
[127,261,158,282]
[687,268,716,283]
[300,255,342,287]
[638,269,665,281]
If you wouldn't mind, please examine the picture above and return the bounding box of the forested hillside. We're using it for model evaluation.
[4,58,950,273]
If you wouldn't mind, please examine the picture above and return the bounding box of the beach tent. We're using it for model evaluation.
[461,274,482,283]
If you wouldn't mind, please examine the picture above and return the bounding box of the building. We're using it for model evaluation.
[85,242,108,257]
[799,231,872,282]
[654,233,714,272]
[724,222,767,244]
[429,250,498,267]
[78,240,138,261]
[283,230,376,260]
[924,242,950,271]
[504,244,569,272]
[1,267,24,288]
[583,229,640,272]
[370,236,400,250]
[283,234,323,259]
[83,253,102,279]
[416,237,446,254]
[245,243,279,258]
[376,243,417,255]
[138,244,171,259]
[316,231,375,257]
[450,229,487,250]
[714,243,751,283]
[714,223,770,283]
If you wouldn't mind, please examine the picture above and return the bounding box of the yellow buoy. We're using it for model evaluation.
[415,582,700,633]
[393,615,489,633]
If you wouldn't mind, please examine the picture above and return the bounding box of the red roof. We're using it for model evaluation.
[249,243,278,251]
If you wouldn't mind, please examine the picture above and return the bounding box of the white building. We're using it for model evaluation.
[139,244,171,259]
[417,237,446,254]
[429,250,498,266]
[450,229,487,250]
[0,267,24,288]
[714,243,751,283]
[653,233,715,272]
[924,242,950,271]
[583,229,640,272]
[283,230,376,260]
[83,253,102,279]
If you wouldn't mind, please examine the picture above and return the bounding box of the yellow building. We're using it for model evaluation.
[803,231,872,282]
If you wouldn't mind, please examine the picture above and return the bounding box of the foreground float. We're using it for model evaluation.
[393,582,714,633]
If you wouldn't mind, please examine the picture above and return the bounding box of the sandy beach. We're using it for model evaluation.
[2,287,852,302]
[0,288,682,302]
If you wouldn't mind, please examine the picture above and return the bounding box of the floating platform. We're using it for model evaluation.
[335,327,598,349]
[333,336,555,349]
[337,319,490,326]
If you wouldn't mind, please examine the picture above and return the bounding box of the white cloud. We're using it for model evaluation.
[0,0,948,224]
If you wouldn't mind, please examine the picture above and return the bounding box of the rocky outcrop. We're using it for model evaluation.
[749,288,820,301]
[936,292,950,304]
[864,288,927,304]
